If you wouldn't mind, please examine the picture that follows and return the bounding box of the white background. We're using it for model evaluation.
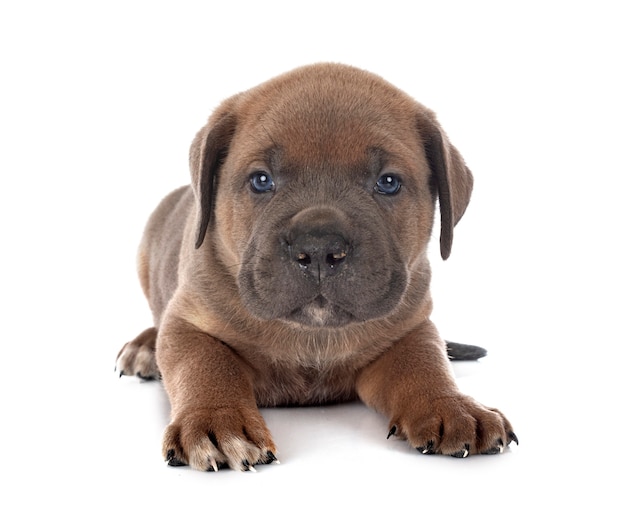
[1,1,624,507]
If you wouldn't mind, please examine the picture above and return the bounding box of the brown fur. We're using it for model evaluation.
[116,63,516,471]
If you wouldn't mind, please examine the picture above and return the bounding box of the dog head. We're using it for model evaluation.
[189,64,472,328]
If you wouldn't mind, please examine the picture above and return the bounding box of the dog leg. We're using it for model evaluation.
[116,327,160,380]
[156,315,277,471]
[356,320,517,456]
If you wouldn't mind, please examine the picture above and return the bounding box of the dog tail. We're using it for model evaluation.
[446,341,487,361]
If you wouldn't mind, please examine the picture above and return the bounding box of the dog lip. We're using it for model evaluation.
[284,296,357,328]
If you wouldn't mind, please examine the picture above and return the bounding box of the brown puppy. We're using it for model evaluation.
[117,63,516,471]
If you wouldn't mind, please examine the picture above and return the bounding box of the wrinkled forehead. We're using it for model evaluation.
[232,86,421,172]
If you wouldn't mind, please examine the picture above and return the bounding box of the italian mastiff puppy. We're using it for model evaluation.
[117,63,517,471]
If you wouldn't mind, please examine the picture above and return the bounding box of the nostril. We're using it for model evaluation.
[296,252,311,267]
[326,250,347,268]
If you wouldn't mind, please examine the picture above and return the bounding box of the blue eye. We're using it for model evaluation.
[250,171,275,193]
[375,174,402,195]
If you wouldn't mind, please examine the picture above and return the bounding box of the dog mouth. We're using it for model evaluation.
[285,295,357,328]
[238,206,409,329]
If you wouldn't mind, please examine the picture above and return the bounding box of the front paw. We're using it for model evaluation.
[387,395,518,457]
[162,407,278,471]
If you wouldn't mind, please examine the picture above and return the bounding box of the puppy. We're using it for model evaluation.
[117,63,517,471]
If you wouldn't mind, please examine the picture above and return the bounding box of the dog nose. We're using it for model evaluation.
[289,231,349,281]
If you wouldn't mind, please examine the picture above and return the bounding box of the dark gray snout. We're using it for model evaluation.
[288,231,348,280]
[284,207,351,282]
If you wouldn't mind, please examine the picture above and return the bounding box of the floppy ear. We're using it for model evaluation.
[418,112,473,260]
[189,112,237,249]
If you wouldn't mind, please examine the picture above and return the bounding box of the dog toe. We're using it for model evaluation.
[165,449,186,467]
[481,438,505,455]
[450,444,471,458]
[417,440,436,455]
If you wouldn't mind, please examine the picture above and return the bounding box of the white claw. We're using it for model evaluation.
[499,444,504,454]
[247,465,257,473]
[210,458,219,472]
[463,449,469,458]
